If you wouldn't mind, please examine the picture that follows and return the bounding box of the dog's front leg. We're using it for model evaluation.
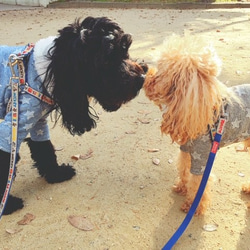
[0,150,24,215]
[172,151,191,195]
[182,174,211,215]
[25,138,76,183]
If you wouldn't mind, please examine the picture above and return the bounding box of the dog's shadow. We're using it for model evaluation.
[153,191,205,250]
[154,190,250,249]
[12,157,61,209]
[13,169,53,203]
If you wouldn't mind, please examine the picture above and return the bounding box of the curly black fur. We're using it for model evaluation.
[44,16,147,135]
[25,138,76,183]
[0,16,147,216]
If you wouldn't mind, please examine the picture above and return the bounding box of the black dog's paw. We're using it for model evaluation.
[3,195,24,215]
[44,164,76,184]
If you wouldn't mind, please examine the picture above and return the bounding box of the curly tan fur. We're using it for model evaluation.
[144,34,229,145]
[144,34,250,215]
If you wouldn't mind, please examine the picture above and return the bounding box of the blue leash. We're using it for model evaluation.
[162,116,227,250]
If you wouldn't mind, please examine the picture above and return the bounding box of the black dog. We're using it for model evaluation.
[0,16,147,215]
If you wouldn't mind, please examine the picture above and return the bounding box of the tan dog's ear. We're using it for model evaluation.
[144,67,169,109]
[143,68,157,99]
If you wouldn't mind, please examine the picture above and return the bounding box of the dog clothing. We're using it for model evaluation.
[180,84,250,175]
[0,37,55,153]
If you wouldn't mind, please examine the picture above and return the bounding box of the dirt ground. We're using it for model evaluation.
[0,5,250,250]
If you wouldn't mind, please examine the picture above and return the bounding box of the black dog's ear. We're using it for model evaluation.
[44,18,97,136]
[60,94,97,136]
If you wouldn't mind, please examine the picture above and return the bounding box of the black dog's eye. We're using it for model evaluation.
[105,32,115,41]
[120,34,132,51]
[121,42,127,50]
[102,31,116,57]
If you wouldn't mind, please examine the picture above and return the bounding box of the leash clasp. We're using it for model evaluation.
[221,112,228,121]
[8,54,21,78]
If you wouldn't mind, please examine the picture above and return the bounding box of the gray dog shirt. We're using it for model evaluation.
[180,84,250,175]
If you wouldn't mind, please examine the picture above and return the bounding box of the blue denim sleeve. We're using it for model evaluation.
[0,45,53,153]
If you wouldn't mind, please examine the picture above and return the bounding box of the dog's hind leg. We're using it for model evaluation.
[0,149,24,215]
[242,184,250,194]
[241,139,250,194]
[243,138,250,153]
[25,138,76,184]
[235,138,250,152]
[172,151,191,195]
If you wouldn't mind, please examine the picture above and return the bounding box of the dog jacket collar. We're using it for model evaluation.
[210,101,228,141]
[16,43,54,105]
[7,44,54,113]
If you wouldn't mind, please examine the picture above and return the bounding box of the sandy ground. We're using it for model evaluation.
[0,5,250,250]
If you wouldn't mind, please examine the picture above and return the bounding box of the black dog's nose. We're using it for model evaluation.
[137,73,146,90]
[138,62,148,89]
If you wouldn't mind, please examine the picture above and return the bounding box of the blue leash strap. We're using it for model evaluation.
[162,116,227,250]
